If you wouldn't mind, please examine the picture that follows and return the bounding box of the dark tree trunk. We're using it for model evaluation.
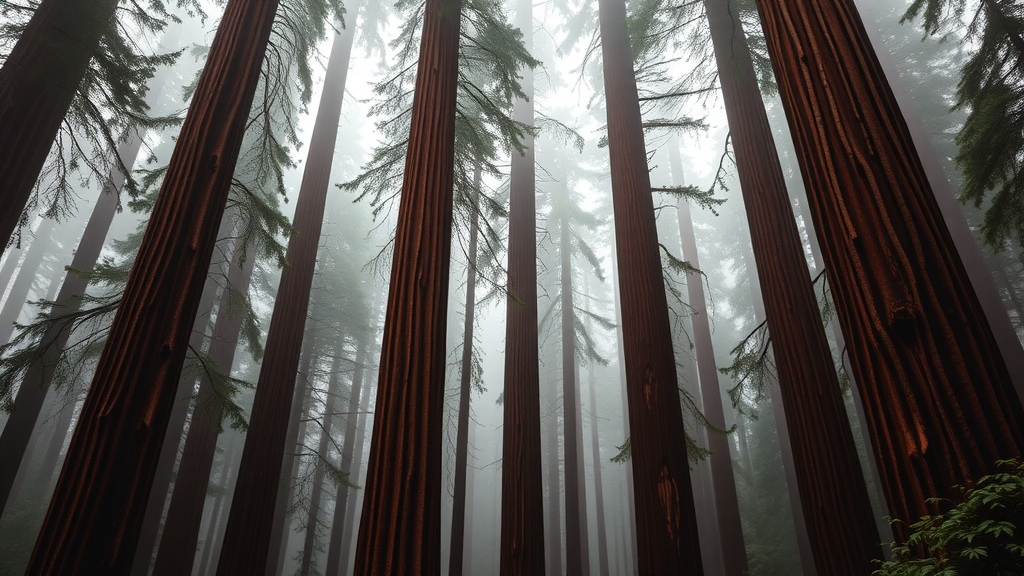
[351,0,460,571]
[500,0,546,570]
[0,132,142,519]
[299,361,343,576]
[586,353,610,576]
[450,166,481,576]
[337,369,372,576]
[703,0,884,570]
[0,0,118,248]
[216,8,354,570]
[0,220,55,345]
[753,0,1024,537]
[545,370,563,576]
[24,0,280,569]
[269,338,318,575]
[559,209,587,576]
[324,335,370,576]
[151,246,256,576]
[599,0,704,570]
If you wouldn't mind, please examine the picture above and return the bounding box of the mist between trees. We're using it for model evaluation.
[0,0,1022,574]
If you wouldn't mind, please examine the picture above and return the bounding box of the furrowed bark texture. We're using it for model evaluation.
[754,0,1024,535]
[450,167,481,576]
[152,248,256,576]
[25,0,280,571]
[325,337,369,576]
[352,0,461,571]
[560,210,586,576]
[0,0,118,248]
[499,0,546,569]
[216,11,352,570]
[703,0,883,570]
[598,0,703,571]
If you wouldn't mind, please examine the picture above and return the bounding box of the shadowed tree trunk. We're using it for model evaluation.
[753,0,1024,538]
[337,367,373,575]
[216,8,355,570]
[597,0,703,569]
[351,0,460,571]
[450,165,481,576]
[586,343,610,576]
[0,0,118,248]
[299,359,343,576]
[499,0,546,570]
[24,0,280,570]
[545,366,563,576]
[703,0,885,570]
[559,208,587,576]
[151,245,256,576]
[324,334,370,576]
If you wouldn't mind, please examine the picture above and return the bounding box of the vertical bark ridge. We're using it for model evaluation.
[25,0,280,571]
[753,0,1024,537]
[351,0,461,571]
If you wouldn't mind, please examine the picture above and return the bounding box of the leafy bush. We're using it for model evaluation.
[873,459,1024,576]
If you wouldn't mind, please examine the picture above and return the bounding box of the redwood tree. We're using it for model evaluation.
[351,0,461,572]
[24,0,283,571]
[499,0,546,569]
[216,9,355,571]
[753,0,1024,536]
[598,0,703,570]
[703,0,884,570]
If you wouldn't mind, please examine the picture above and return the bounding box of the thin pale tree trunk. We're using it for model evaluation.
[753,0,1024,538]
[352,0,461,571]
[25,0,280,569]
[586,348,609,576]
[337,368,373,576]
[0,220,55,346]
[299,359,343,576]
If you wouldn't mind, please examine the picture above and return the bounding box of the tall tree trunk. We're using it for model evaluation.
[197,449,233,576]
[0,131,143,519]
[597,0,703,569]
[0,0,118,248]
[0,220,55,346]
[151,246,256,576]
[559,209,587,576]
[324,334,370,576]
[0,248,24,295]
[703,0,885,569]
[449,165,481,576]
[337,368,373,576]
[545,370,563,576]
[586,351,610,576]
[862,7,1024,401]
[216,9,354,570]
[25,0,281,568]
[269,342,318,575]
[500,0,546,571]
[299,360,343,576]
[352,0,460,571]
[753,0,1024,537]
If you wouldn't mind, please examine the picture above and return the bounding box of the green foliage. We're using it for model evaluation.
[902,0,1024,254]
[874,459,1024,576]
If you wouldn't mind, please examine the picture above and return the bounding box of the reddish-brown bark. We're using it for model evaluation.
[704,0,884,570]
[216,8,353,567]
[151,247,256,576]
[754,0,1024,536]
[0,0,118,247]
[351,0,461,571]
[499,0,546,568]
[24,0,279,570]
[325,335,370,576]
[597,0,702,570]
[450,167,481,576]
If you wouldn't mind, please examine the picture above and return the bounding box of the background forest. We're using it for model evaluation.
[0,0,1022,574]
